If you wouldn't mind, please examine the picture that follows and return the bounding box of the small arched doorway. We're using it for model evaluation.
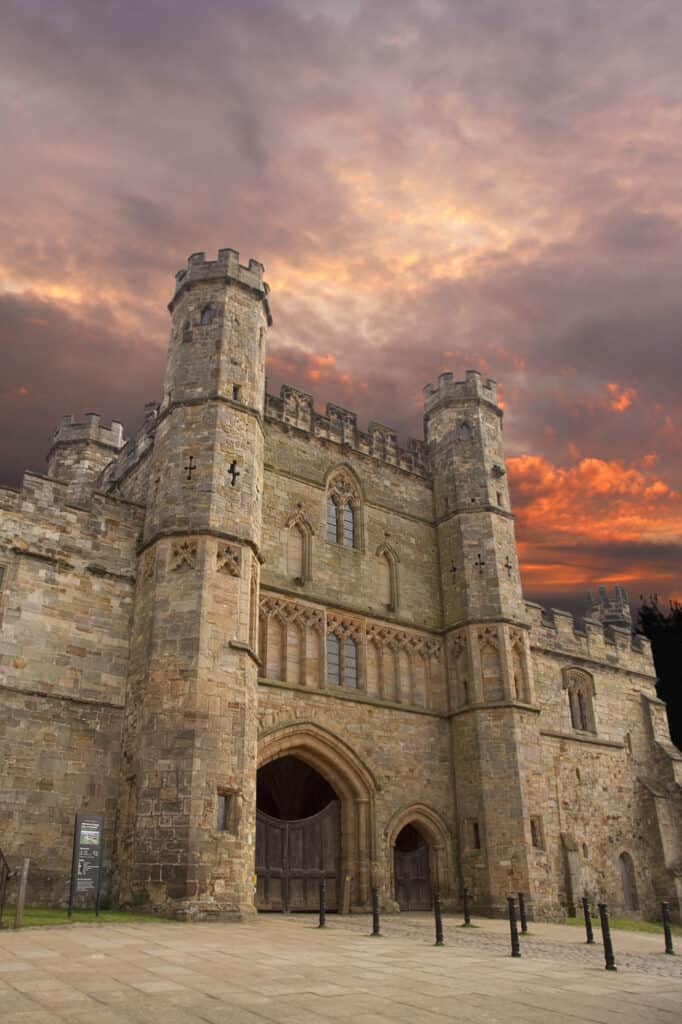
[394,823,432,910]
[256,755,340,912]
[618,852,639,911]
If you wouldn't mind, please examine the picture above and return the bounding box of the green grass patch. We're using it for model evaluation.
[565,914,682,936]
[0,907,171,929]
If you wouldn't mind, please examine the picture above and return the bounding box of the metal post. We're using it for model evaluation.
[661,901,675,956]
[463,888,471,927]
[318,877,326,928]
[518,891,528,934]
[581,896,594,944]
[14,859,29,930]
[598,903,617,971]
[433,892,444,946]
[507,896,521,957]
[371,887,381,937]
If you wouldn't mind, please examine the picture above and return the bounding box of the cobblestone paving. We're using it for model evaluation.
[298,911,682,979]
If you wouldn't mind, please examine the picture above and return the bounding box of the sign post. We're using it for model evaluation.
[68,815,104,917]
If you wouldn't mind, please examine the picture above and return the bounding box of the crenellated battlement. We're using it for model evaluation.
[265,385,429,477]
[50,414,125,452]
[525,599,652,666]
[169,247,271,321]
[423,369,499,416]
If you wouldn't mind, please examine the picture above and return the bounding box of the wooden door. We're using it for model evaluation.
[256,800,340,912]
[395,842,431,911]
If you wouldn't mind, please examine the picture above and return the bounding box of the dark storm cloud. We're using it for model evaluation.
[2,0,682,606]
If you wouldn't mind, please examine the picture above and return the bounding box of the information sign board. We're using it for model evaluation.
[68,814,104,916]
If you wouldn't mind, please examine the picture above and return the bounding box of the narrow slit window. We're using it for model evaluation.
[530,816,544,850]
[473,821,481,850]
[343,638,358,688]
[217,793,232,832]
[342,505,354,547]
[232,384,241,401]
[327,634,340,685]
[326,499,338,543]
[201,304,213,325]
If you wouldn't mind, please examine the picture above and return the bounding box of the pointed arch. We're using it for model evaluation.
[375,543,400,611]
[385,803,453,899]
[286,508,314,583]
[563,668,596,733]
[325,465,364,550]
[257,720,377,907]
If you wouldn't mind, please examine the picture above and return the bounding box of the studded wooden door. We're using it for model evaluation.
[255,800,340,912]
[395,843,431,911]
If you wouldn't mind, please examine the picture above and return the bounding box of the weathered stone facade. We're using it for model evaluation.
[1,248,680,921]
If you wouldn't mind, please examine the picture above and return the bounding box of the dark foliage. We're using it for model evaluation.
[637,596,682,750]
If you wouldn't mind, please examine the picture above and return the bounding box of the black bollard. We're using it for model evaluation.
[662,902,675,956]
[318,877,326,929]
[597,903,617,971]
[507,896,521,958]
[518,891,528,934]
[581,896,595,944]
[371,887,381,937]
[463,888,471,927]
[433,892,444,946]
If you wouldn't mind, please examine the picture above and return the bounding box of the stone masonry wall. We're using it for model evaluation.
[0,472,142,902]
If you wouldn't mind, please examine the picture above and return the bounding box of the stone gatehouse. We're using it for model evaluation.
[1,247,680,921]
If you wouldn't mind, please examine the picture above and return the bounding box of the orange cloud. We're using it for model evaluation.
[607,382,637,412]
[509,454,680,544]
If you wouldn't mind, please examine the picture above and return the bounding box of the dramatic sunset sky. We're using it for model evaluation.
[2,1,681,614]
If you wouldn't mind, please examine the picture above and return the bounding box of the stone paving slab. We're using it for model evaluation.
[0,915,680,1024]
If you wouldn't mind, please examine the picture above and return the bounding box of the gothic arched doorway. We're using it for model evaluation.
[256,755,340,911]
[394,823,432,910]
[618,852,639,911]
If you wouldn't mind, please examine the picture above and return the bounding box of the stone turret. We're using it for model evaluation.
[585,585,632,630]
[426,370,554,918]
[47,413,124,506]
[115,249,270,917]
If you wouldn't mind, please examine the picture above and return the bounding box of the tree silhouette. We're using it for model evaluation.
[637,596,682,750]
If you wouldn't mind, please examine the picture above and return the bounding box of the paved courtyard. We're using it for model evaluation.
[0,912,680,1023]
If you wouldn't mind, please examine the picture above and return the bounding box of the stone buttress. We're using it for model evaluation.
[115,249,270,916]
[426,371,554,918]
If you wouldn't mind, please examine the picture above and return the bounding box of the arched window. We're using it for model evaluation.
[286,509,314,584]
[563,669,596,733]
[200,304,213,325]
[326,626,360,689]
[287,524,304,579]
[375,544,399,611]
[480,633,503,703]
[325,470,362,549]
[182,319,192,343]
[618,852,639,911]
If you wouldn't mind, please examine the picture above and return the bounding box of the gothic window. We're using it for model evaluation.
[326,498,337,542]
[200,304,213,325]
[325,469,362,549]
[286,510,313,583]
[375,544,399,611]
[344,637,358,688]
[457,421,472,442]
[287,523,305,579]
[563,668,596,733]
[511,637,529,703]
[182,319,192,343]
[327,633,340,685]
[342,505,354,547]
[480,635,503,703]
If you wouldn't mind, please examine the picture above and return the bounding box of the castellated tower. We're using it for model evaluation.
[425,371,552,917]
[115,249,270,917]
